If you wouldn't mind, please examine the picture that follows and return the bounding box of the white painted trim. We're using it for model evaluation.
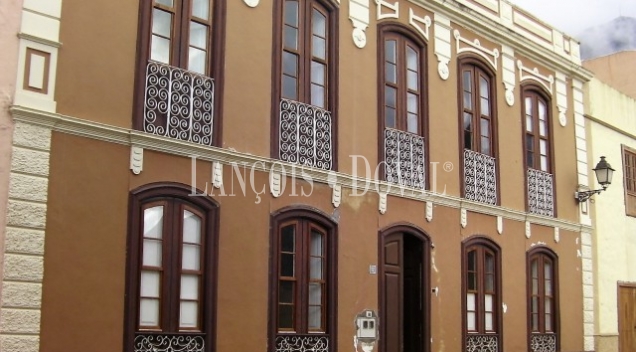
[517,60,554,94]
[454,29,500,70]
[9,105,593,233]
[408,8,431,41]
[375,0,398,20]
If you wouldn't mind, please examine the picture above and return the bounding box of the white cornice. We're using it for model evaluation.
[407,0,594,81]
[10,105,592,233]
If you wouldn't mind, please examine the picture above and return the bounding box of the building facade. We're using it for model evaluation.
[585,76,636,352]
[1,0,595,351]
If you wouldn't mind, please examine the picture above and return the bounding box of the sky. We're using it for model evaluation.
[508,0,636,36]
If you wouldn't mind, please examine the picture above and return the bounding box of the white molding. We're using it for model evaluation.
[461,208,467,228]
[497,216,503,234]
[555,71,568,127]
[270,172,282,198]
[14,40,58,113]
[349,0,370,48]
[517,60,554,94]
[243,0,259,7]
[130,146,143,175]
[433,13,452,80]
[454,29,500,70]
[554,227,560,243]
[426,201,433,222]
[408,8,431,41]
[8,106,593,233]
[375,0,398,20]
[379,192,387,214]
[213,161,223,189]
[501,45,516,106]
[332,184,342,208]
[525,221,531,238]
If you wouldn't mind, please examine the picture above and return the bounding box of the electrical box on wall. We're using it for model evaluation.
[355,310,378,341]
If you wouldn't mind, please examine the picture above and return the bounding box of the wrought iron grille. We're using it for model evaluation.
[134,333,205,352]
[275,335,329,352]
[384,128,426,189]
[143,61,214,146]
[530,333,557,352]
[279,99,332,170]
[527,168,554,217]
[466,334,498,352]
[463,149,497,205]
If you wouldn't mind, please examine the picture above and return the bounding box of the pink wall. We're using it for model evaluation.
[0,0,24,300]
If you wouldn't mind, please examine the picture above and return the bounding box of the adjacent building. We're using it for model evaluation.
[1,0,596,351]
[584,57,636,352]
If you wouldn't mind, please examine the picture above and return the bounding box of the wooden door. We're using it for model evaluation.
[380,233,426,352]
[381,233,403,352]
[619,284,636,352]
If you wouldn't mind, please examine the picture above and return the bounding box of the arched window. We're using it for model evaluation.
[134,0,224,146]
[522,85,555,216]
[269,207,337,352]
[379,24,428,190]
[274,0,338,170]
[462,236,502,352]
[459,57,498,205]
[527,247,559,352]
[125,183,219,352]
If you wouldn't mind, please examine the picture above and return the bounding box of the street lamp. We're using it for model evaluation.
[575,156,615,203]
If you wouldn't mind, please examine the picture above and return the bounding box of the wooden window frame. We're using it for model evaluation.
[622,145,636,217]
[521,85,554,173]
[526,247,560,351]
[133,0,226,145]
[377,23,429,186]
[458,57,497,157]
[124,183,219,352]
[268,207,338,351]
[271,0,339,169]
[461,236,502,352]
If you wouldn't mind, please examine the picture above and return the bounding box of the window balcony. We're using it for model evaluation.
[134,333,205,352]
[275,334,329,352]
[527,168,554,217]
[279,99,332,170]
[384,128,425,189]
[466,334,498,352]
[530,333,556,352]
[464,149,497,205]
[143,61,214,146]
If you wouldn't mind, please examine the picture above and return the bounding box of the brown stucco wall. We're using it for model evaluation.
[40,131,584,352]
[56,0,138,128]
[583,51,636,100]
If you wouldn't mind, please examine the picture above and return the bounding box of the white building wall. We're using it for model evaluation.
[586,78,636,350]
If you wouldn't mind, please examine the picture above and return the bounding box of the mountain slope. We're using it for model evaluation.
[578,16,636,60]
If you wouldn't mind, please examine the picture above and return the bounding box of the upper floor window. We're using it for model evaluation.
[125,184,219,352]
[274,0,338,170]
[527,247,559,352]
[463,237,501,352]
[379,25,427,190]
[623,145,636,217]
[459,58,497,205]
[135,0,223,146]
[269,208,337,352]
[523,86,554,217]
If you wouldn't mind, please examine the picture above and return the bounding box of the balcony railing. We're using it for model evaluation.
[527,168,554,217]
[384,128,425,189]
[530,333,557,352]
[275,334,329,352]
[279,99,332,170]
[134,333,205,352]
[143,61,214,146]
[464,149,497,205]
[466,334,498,352]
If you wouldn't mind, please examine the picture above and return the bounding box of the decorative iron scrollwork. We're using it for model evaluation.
[275,335,329,352]
[464,149,497,205]
[134,334,205,352]
[279,99,332,170]
[527,168,554,217]
[466,334,498,352]
[144,61,214,146]
[530,333,557,352]
[384,128,425,189]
